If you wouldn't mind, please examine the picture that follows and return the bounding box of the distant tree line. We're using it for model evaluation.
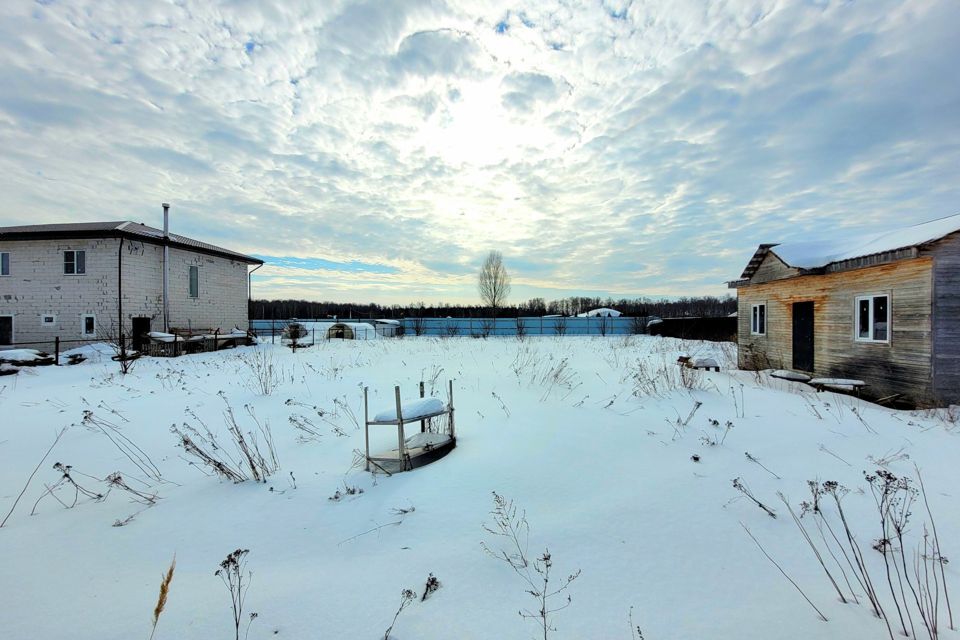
[248,295,736,320]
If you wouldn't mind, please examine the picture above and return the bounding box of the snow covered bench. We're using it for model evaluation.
[809,378,867,395]
[770,370,812,382]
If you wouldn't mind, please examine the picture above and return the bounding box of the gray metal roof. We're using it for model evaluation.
[0,220,263,264]
[733,213,960,284]
[0,221,129,234]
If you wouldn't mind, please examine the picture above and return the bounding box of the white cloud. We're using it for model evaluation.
[0,0,958,304]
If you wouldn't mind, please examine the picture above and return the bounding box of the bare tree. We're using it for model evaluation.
[478,250,512,321]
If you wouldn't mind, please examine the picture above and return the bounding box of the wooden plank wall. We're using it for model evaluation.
[750,252,800,283]
[925,234,960,405]
[737,254,934,402]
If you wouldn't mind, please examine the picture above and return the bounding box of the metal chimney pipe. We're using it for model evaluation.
[162,203,170,331]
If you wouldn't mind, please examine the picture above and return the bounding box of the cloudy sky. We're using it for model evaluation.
[0,0,957,304]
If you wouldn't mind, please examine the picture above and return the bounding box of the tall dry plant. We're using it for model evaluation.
[482,492,581,640]
[216,549,257,640]
[149,555,176,640]
[239,349,282,395]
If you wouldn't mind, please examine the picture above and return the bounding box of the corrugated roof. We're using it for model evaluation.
[736,213,960,281]
[0,220,263,264]
[0,221,129,234]
[772,213,960,269]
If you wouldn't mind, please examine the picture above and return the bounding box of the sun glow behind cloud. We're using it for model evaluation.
[0,0,958,304]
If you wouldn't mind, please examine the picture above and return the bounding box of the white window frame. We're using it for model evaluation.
[0,251,9,276]
[81,314,96,338]
[41,314,57,326]
[0,314,13,345]
[854,294,891,344]
[64,250,86,275]
[750,302,767,336]
[188,265,199,298]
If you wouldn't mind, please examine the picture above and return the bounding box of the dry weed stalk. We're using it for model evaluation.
[915,466,954,631]
[216,549,257,640]
[741,522,828,622]
[383,589,416,639]
[240,349,281,395]
[30,462,104,513]
[171,397,278,483]
[1,426,68,528]
[732,477,777,518]
[82,411,164,483]
[149,555,176,640]
[778,492,850,604]
[482,492,581,639]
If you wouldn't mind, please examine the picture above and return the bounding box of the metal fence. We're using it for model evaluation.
[0,332,253,364]
[249,319,397,342]
[250,316,649,339]
[402,316,648,337]
[0,336,101,365]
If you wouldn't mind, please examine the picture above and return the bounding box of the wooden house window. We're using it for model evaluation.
[751,303,766,335]
[855,295,889,343]
[64,250,86,275]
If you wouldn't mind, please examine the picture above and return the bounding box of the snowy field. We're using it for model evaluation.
[1,336,958,640]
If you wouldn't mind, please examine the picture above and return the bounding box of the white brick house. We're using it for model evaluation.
[0,219,263,351]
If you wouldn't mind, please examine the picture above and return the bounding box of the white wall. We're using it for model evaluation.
[0,237,119,349]
[0,235,253,351]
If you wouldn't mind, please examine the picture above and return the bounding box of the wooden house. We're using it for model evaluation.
[728,214,960,406]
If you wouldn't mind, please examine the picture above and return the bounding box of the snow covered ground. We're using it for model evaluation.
[0,336,957,640]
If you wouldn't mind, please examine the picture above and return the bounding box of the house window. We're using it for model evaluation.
[41,315,56,326]
[856,295,889,343]
[189,266,199,298]
[0,252,9,276]
[81,314,96,337]
[64,250,86,275]
[751,303,766,335]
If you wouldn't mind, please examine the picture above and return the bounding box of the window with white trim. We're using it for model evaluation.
[856,295,889,342]
[751,303,766,335]
[64,250,86,275]
[41,315,56,326]
[189,265,199,298]
[81,314,96,337]
[0,252,9,276]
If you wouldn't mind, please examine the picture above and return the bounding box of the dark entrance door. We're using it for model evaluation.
[792,302,815,371]
[0,316,12,345]
[131,317,151,351]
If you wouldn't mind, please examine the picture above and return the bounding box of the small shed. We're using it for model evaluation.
[729,213,960,406]
[373,319,401,337]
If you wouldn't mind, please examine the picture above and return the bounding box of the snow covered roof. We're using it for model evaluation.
[576,308,622,317]
[738,213,960,279]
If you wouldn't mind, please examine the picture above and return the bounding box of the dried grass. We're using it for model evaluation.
[149,555,176,640]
